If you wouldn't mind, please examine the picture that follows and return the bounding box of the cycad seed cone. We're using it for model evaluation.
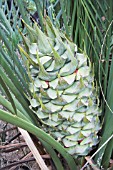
[20,18,101,156]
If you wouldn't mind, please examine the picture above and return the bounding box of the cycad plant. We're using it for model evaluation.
[0,0,113,169]
[19,18,101,157]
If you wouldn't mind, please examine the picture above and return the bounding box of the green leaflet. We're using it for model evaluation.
[0,77,17,115]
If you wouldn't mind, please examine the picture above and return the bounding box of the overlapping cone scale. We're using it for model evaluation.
[21,18,101,156]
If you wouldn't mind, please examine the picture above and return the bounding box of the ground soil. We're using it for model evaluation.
[0,120,39,170]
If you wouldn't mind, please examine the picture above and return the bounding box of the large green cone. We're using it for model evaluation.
[20,18,101,156]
